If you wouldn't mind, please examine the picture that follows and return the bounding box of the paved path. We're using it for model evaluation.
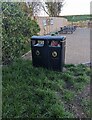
[64,28,90,64]
[22,28,90,65]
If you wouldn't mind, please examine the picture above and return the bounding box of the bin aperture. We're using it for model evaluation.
[31,35,66,71]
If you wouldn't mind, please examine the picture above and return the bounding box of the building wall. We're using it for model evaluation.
[36,17,68,35]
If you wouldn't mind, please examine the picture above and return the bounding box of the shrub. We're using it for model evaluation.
[2,2,40,64]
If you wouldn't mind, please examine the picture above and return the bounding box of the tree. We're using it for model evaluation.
[42,1,65,17]
[26,1,42,16]
[2,2,40,64]
[19,1,65,17]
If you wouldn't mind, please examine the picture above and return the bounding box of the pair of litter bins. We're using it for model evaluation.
[31,35,66,71]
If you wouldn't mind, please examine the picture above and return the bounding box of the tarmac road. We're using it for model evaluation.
[64,28,90,64]
[22,28,90,65]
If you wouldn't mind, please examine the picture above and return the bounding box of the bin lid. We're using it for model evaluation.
[31,35,66,41]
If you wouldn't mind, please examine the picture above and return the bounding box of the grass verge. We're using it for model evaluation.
[2,59,90,118]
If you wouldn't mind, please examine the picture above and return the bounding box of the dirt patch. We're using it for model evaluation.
[22,50,32,60]
[65,84,90,118]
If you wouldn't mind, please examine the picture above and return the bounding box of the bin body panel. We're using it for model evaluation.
[31,46,49,68]
[31,36,66,71]
[48,47,62,71]
[32,47,43,67]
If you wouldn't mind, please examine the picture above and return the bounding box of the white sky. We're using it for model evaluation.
[61,0,92,16]
[39,0,92,16]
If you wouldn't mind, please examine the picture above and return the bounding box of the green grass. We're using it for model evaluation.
[2,59,90,118]
[62,14,92,22]
[81,99,90,117]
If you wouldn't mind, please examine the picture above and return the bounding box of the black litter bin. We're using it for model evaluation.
[31,35,66,71]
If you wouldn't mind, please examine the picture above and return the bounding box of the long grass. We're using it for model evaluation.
[2,59,90,118]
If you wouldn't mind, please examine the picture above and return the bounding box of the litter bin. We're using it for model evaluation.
[31,35,66,71]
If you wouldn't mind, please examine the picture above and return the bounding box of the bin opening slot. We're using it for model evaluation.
[32,40,44,47]
[49,40,60,47]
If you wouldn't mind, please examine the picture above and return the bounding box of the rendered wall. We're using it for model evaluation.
[36,17,68,35]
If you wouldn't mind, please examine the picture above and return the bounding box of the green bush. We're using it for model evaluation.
[2,2,40,64]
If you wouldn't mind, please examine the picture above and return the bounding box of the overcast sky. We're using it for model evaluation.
[61,0,92,15]
[38,0,92,16]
